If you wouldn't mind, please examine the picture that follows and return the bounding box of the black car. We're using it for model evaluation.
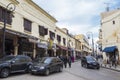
[30,57,63,75]
[81,56,100,69]
[0,55,32,78]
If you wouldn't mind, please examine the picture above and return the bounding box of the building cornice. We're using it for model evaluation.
[9,0,19,4]
[26,0,57,23]
[56,27,67,35]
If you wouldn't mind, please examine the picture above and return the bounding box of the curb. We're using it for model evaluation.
[101,66,120,72]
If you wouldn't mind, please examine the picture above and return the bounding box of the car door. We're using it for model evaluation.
[49,58,57,72]
[82,57,85,64]
[11,57,22,72]
[11,56,27,72]
[18,56,28,70]
[55,58,62,71]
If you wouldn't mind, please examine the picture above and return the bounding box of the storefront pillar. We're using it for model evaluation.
[33,43,36,58]
[54,49,56,56]
[45,48,48,56]
[14,36,18,56]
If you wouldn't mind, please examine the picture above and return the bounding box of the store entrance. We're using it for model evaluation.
[5,39,14,55]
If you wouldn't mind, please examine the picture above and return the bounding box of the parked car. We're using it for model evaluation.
[30,57,63,75]
[81,56,100,69]
[0,55,32,78]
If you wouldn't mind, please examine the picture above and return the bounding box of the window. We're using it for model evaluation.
[49,31,55,40]
[113,21,115,24]
[24,18,32,32]
[44,28,48,35]
[0,6,12,24]
[63,38,66,45]
[57,35,61,42]
[39,25,48,36]
[19,57,27,62]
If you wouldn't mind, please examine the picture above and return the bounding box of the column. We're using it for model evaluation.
[54,48,56,56]
[45,48,48,56]
[33,43,36,58]
[13,36,18,56]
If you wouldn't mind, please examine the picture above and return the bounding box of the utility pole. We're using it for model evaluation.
[2,3,15,57]
[86,32,94,57]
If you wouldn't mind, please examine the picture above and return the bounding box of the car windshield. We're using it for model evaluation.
[86,56,96,62]
[34,57,52,64]
[0,56,15,61]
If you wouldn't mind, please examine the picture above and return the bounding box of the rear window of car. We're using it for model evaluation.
[34,57,52,64]
[86,56,96,61]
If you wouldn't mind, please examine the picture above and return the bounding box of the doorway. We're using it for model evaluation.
[5,39,14,55]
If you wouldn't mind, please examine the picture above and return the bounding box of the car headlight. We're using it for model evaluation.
[40,66,45,69]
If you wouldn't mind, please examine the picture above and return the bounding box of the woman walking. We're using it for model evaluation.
[67,55,72,68]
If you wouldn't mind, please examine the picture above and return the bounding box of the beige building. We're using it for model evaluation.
[99,9,120,63]
[75,38,81,59]
[75,34,91,56]
[0,0,81,59]
[56,28,76,57]
[0,0,57,58]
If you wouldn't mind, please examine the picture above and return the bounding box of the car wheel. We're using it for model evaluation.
[45,69,50,76]
[0,68,10,78]
[97,67,100,70]
[26,65,32,73]
[81,64,83,67]
[59,66,63,72]
[85,64,88,68]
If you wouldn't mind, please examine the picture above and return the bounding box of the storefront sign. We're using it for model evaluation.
[29,38,38,43]
[37,43,48,49]
[6,29,38,40]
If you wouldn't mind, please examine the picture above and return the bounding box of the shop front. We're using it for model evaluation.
[36,42,48,58]
[0,29,15,57]
[103,46,119,64]
[56,45,68,56]
[18,37,34,58]
[0,28,38,59]
[75,50,81,60]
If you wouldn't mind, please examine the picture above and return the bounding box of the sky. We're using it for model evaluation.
[32,0,120,43]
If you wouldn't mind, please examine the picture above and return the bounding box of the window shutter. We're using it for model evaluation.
[24,18,32,32]
[0,7,2,21]
[44,28,48,35]
[39,26,45,36]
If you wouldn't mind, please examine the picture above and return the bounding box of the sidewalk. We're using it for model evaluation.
[101,64,120,72]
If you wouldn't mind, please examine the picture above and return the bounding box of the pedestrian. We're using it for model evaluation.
[67,55,72,68]
[71,56,74,62]
[111,56,117,68]
[59,55,64,62]
[63,55,68,68]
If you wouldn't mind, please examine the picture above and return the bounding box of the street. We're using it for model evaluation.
[1,61,120,80]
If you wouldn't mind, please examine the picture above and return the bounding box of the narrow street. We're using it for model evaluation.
[1,61,120,80]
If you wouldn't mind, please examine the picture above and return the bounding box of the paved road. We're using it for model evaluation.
[1,61,120,80]
[65,61,120,80]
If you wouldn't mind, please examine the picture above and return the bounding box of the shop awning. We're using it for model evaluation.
[68,47,74,51]
[37,43,48,49]
[5,29,38,40]
[56,45,68,50]
[103,46,117,53]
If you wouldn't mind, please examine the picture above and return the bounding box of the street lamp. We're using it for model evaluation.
[2,3,16,57]
[86,32,94,57]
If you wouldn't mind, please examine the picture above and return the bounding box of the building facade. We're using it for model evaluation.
[0,0,57,58]
[75,34,91,56]
[99,9,120,64]
[0,0,81,59]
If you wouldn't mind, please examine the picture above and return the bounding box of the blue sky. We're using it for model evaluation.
[32,0,119,43]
